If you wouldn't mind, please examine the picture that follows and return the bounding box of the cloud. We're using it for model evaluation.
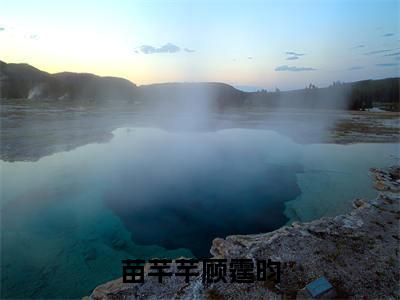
[382,33,394,37]
[286,51,305,56]
[248,56,253,59]
[347,66,364,71]
[275,65,316,72]
[365,49,390,55]
[285,51,305,61]
[138,43,180,54]
[351,44,365,49]
[364,47,400,55]
[384,51,400,56]
[135,43,195,54]
[375,63,399,67]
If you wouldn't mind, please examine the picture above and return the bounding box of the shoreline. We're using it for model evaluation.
[85,166,400,299]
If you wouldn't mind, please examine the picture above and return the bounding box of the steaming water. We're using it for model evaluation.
[0,127,398,298]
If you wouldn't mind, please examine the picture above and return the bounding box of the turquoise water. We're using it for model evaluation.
[0,127,398,298]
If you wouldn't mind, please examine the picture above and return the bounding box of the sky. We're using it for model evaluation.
[0,0,399,90]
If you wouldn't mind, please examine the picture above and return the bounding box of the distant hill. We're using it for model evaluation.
[248,79,400,111]
[1,60,399,111]
[0,60,137,102]
[138,82,247,111]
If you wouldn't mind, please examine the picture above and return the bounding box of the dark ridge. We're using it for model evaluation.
[1,60,399,110]
[0,60,137,102]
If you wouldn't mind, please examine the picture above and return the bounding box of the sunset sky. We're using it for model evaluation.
[1,0,399,90]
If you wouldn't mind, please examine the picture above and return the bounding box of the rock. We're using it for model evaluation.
[352,198,368,208]
[374,181,389,191]
[372,166,400,192]
[388,166,400,180]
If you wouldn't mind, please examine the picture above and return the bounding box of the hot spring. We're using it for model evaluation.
[0,127,397,298]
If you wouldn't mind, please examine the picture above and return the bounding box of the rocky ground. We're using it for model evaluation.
[331,111,400,144]
[84,166,400,300]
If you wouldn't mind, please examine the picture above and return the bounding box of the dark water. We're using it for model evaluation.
[106,162,301,257]
[1,127,397,298]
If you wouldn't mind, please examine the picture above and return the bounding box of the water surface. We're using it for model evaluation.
[1,127,397,298]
